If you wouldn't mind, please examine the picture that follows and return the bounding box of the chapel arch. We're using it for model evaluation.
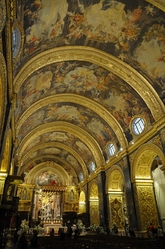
[79,190,86,214]
[25,162,70,186]
[132,143,165,231]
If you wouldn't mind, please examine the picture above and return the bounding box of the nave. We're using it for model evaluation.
[36,234,165,249]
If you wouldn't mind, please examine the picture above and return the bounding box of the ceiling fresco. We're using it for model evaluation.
[11,0,165,185]
[17,102,118,148]
[14,0,165,99]
[21,157,78,186]
[15,61,154,143]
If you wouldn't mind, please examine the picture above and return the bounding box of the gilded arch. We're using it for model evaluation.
[26,162,70,186]
[16,121,104,169]
[13,46,164,122]
[16,94,128,149]
[19,142,87,180]
[132,143,165,181]
[106,165,125,193]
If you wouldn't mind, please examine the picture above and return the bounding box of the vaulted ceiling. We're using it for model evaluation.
[9,0,165,187]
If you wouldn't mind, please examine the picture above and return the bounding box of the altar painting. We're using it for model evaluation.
[36,170,62,186]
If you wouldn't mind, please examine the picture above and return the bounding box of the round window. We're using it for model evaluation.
[132,117,145,135]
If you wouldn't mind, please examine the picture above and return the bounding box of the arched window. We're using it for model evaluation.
[12,27,21,58]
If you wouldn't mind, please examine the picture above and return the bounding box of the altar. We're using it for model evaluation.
[44,222,67,235]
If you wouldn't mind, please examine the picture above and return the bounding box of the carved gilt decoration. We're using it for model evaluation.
[0,129,11,173]
[90,202,99,226]
[132,143,165,181]
[110,196,124,229]
[89,181,99,198]
[0,53,7,139]
[135,184,159,230]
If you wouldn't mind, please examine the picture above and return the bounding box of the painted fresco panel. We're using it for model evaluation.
[16,61,154,142]
[15,0,165,96]
[23,157,78,186]
[22,131,94,164]
[36,171,62,186]
[18,103,118,148]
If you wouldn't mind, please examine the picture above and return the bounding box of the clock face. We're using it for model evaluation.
[12,27,21,58]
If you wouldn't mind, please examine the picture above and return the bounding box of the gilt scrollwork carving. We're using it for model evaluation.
[136,185,159,230]
[110,196,124,229]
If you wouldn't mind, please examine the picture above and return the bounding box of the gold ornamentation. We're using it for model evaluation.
[0,53,7,139]
[90,202,99,226]
[19,144,87,180]
[110,197,124,229]
[16,121,104,168]
[89,181,98,198]
[146,0,165,12]
[14,46,165,121]
[0,129,11,172]
[106,167,124,192]
[42,185,66,192]
[135,185,159,229]
[16,94,127,150]
[132,143,165,181]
